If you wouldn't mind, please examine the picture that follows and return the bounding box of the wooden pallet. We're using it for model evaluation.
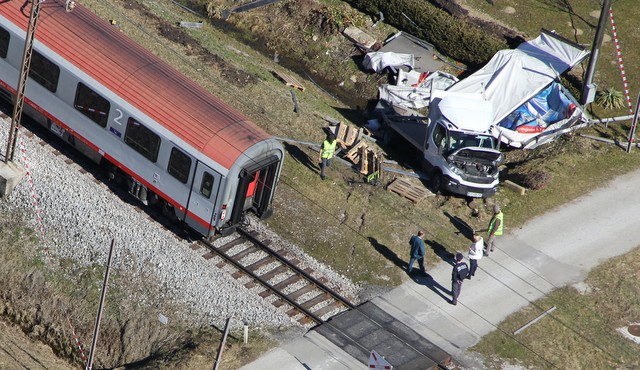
[335,123,362,149]
[359,146,379,175]
[273,70,305,91]
[386,177,431,203]
[344,141,368,163]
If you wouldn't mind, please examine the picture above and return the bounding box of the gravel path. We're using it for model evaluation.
[0,117,360,330]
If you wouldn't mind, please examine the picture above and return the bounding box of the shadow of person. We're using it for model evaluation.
[283,142,319,173]
[444,211,475,239]
[368,237,407,271]
[410,273,452,302]
[427,240,455,266]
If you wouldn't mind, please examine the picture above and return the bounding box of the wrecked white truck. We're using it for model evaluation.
[447,29,590,149]
[380,91,503,198]
[374,29,590,197]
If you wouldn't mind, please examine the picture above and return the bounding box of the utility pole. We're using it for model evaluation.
[86,239,116,370]
[4,0,74,163]
[626,94,640,153]
[580,0,612,105]
[4,0,43,163]
[0,0,75,197]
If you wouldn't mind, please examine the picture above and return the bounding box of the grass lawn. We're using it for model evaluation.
[473,244,640,368]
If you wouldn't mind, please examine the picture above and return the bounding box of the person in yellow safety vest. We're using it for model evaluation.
[484,204,503,256]
[318,133,337,180]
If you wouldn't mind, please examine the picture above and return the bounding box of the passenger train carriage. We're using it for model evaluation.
[0,0,284,238]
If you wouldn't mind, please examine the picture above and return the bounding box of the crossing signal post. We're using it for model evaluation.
[4,0,43,163]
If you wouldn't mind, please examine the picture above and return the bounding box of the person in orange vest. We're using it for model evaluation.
[484,204,503,256]
[318,133,337,180]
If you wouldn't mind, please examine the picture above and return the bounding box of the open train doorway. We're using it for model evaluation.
[230,155,280,228]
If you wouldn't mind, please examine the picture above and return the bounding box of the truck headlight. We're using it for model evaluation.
[450,164,464,176]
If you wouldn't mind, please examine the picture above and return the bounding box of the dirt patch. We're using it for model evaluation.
[119,0,259,87]
[430,0,528,46]
[203,0,390,109]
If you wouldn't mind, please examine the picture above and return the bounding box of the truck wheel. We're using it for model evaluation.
[382,129,396,147]
[431,171,443,194]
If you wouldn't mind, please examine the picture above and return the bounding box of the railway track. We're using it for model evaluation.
[12,113,356,326]
[197,228,356,325]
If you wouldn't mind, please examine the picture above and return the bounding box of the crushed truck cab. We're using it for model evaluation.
[382,90,503,198]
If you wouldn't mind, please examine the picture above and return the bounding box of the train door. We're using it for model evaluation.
[229,155,280,227]
[243,171,260,210]
[186,162,221,236]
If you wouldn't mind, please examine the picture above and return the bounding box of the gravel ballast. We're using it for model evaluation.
[0,118,360,330]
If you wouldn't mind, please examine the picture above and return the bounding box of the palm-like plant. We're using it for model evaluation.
[595,87,626,110]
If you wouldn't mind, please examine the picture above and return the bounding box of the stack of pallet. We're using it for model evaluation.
[334,122,361,149]
[333,123,382,182]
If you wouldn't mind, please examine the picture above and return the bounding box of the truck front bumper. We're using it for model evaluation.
[442,175,498,198]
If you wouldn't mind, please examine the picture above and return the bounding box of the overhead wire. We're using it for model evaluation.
[74,0,634,367]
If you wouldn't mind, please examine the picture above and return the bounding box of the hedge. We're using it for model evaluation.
[345,0,507,67]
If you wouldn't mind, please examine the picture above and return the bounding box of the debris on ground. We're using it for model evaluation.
[179,21,203,29]
[502,180,526,195]
[272,70,305,91]
[342,26,378,50]
[330,123,382,183]
[386,177,433,203]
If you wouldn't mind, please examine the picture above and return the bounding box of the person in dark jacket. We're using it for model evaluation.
[451,253,469,305]
[407,230,427,276]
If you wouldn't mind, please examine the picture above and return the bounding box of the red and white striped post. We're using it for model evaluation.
[18,139,49,253]
[608,7,639,151]
[67,316,88,367]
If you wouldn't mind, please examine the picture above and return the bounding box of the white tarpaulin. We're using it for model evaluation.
[446,29,589,148]
[378,71,458,109]
[363,52,414,72]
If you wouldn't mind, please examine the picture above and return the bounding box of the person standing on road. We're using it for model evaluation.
[407,230,427,276]
[484,204,503,256]
[319,132,337,180]
[467,233,483,279]
[451,253,469,305]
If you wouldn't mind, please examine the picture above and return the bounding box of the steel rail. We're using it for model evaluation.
[201,238,324,325]
[237,227,356,310]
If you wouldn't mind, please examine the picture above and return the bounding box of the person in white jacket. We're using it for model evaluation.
[467,233,483,279]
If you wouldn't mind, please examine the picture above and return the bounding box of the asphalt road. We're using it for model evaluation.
[242,168,640,369]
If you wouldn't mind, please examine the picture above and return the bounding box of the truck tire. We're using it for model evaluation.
[382,129,396,147]
[431,170,443,194]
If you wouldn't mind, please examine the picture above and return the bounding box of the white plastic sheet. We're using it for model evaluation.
[363,52,414,72]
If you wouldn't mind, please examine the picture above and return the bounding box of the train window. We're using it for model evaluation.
[124,118,160,162]
[200,172,214,199]
[0,27,9,58]
[29,50,60,93]
[168,147,191,184]
[74,83,110,127]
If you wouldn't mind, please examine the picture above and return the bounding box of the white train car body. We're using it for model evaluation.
[0,0,284,237]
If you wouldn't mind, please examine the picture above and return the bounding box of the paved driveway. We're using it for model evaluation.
[243,169,640,369]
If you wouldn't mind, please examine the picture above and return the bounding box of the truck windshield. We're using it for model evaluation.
[448,132,495,151]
